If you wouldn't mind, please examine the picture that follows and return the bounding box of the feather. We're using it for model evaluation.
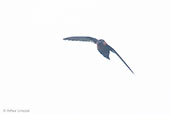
[109,45,134,74]
[63,36,98,44]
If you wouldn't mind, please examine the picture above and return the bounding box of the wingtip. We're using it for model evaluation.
[128,68,135,75]
[63,37,73,40]
[132,71,135,75]
[63,38,68,40]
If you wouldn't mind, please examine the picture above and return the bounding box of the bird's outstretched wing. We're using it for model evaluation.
[63,36,98,44]
[108,45,134,74]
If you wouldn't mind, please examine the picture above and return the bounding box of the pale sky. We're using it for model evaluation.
[0,0,171,114]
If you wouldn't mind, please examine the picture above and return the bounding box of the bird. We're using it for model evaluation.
[63,36,134,74]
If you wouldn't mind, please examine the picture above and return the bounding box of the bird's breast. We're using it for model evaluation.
[97,43,107,50]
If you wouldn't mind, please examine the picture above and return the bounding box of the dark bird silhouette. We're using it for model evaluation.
[63,36,134,74]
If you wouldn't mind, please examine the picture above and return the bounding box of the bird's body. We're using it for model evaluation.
[96,40,110,59]
[63,36,134,74]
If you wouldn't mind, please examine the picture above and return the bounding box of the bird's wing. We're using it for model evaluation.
[63,36,98,44]
[108,45,134,74]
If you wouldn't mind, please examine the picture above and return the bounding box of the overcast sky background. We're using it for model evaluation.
[0,0,171,114]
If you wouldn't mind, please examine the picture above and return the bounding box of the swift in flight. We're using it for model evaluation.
[63,36,134,74]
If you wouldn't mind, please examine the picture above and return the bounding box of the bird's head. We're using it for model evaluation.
[98,39,107,45]
[99,39,105,42]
